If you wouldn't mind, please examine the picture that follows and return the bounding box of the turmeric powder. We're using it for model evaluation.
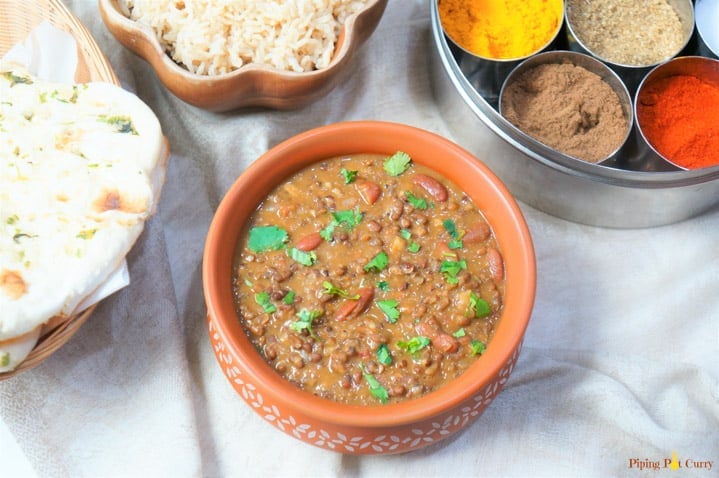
[438,0,564,60]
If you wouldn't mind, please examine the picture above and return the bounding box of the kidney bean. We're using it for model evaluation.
[486,247,504,282]
[356,180,382,205]
[416,317,459,354]
[413,173,448,202]
[295,232,323,251]
[334,287,374,321]
[463,223,491,243]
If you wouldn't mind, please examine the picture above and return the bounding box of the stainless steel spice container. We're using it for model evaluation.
[439,0,564,107]
[695,0,719,59]
[498,50,634,166]
[429,0,719,228]
[564,0,695,94]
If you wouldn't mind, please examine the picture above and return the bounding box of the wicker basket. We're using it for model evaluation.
[0,0,117,379]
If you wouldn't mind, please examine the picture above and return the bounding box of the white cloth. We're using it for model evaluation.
[1,1,717,477]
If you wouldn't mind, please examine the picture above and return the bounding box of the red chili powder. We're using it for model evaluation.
[636,74,719,169]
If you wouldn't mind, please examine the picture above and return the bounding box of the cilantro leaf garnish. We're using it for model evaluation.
[248,226,289,253]
[453,328,466,338]
[319,221,336,241]
[254,291,276,313]
[376,299,400,323]
[359,363,389,404]
[283,290,296,305]
[333,209,363,228]
[397,336,430,354]
[288,247,317,266]
[320,209,363,241]
[443,219,459,239]
[341,168,358,184]
[364,251,389,273]
[405,191,428,210]
[377,281,390,292]
[376,344,392,365]
[469,292,491,318]
[471,340,486,356]
[290,309,322,337]
[322,281,360,299]
[440,259,466,284]
[448,239,463,250]
[400,229,420,253]
[383,151,412,177]
[443,219,463,249]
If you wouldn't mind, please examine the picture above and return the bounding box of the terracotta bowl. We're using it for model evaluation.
[202,121,536,454]
[98,0,387,111]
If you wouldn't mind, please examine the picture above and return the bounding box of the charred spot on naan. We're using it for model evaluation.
[93,188,148,214]
[1,269,26,300]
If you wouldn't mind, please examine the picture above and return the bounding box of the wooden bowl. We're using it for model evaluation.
[98,0,388,111]
[0,0,116,380]
[202,121,536,454]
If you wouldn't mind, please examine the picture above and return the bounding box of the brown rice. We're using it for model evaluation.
[119,0,369,75]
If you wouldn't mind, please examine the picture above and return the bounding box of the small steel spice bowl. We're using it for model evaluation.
[437,0,564,106]
[564,0,695,95]
[635,56,719,171]
[428,0,719,228]
[695,0,719,59]
[498,50,634,166]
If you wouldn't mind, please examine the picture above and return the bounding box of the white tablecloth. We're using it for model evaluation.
[2,1,718,477]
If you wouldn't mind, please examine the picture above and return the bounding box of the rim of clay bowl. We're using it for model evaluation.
[203,121,536,428]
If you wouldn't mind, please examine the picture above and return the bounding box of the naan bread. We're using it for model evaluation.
[0,63,166,366]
